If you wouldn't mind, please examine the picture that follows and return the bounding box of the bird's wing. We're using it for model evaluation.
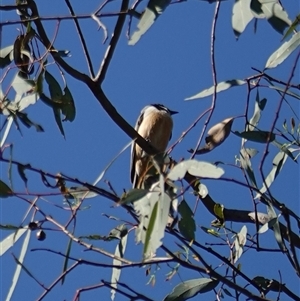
[130,109,145,186]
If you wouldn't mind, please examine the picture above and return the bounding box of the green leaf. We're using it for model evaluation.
[129,0,171,45]
[0,229,27,256]
[45,71,63,101]
[250,0,264,19]
[200,226,220,237]
[67,186,98,200]
[163,278,219,301]
[234,130,275,143]
[265,32,300,69]
[61,86,75,122]
[0,45,14,68]
[61,238,73,284]
[45,71,66,137]
[119,188,148,205]
[0,180,13,198]
[111,231,128,301]
[144,200,158,258]
[17,164,29,186]
[272,141,297,162]
[260,0,291,34]
[214,204,225,225]
[248,93,267,131]
[233,225,247,263]
[266,201,285,251]
[253,276,272,290]
[0,224,20,230]
[178,200,196,241]
[53,106,65,137]
[267,85,300,100]
[108,224,128,240]
[11,72,35,97]
[254,151,288,199]
[16,112,44,132]
[232,0,253,38]
[239,148,257,187]
[283,14,300,40]
[6,229,31,300]
[185,79,246,100]
[79,234,106,240]
[168,160,224,181]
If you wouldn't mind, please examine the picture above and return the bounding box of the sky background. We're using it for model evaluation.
[0,0,299,300]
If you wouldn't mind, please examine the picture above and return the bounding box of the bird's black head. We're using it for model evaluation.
[152,104,178,115]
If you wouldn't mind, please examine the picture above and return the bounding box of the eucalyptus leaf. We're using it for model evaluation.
[234,130,275,143]
[0,45,14,68]
[111,232,128,301]
[265,32,300,69]
[191,117,234,154]
[234,225,247,263]
[129,0,171,45]
[232,0,253,38]
[178,200,196,241]
[185,79,246,100]
[163,278,219,301]
[283,14,300,40]
[168,160,224,181]
[254,151,287,199]
[119,188,148,205]
[248,94,267,131]
[0,180,13,198]
[260,0,291,34]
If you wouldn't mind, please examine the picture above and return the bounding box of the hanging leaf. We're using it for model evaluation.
[283,14,300,40]
[267,85,300,100]
[17,164,30,186]
[265,32,300,69]
[129,0,171,45]
[185,79,246,100]
[44,71,66,137]
[0,180,13,198]
[111,227,128,301]
[259,0,291,34]
[266,201,285,251]
[232,0,254,38]
[61,86,75,122]
[5,229,31,301]
[233,225,247,263]
[239,148,257,187]
[163,278,219,301]
[190,117,234,154]
[61,238,73,285]
[234,130,275,143]
[0,229,27,256]
[248,93,267,131]
[178,200,196,241]
[254,151,288,199]
[272,141,297,162]
[134,188,171,259]
[250,0,265,19]
[16,112,44,132]
[214,204,225,225]
[0,45,14,68]
[108,224,128,241]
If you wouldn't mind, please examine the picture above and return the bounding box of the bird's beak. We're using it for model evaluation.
[170,109,178,115]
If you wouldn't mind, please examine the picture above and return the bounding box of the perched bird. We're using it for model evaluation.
[130,104,178,189]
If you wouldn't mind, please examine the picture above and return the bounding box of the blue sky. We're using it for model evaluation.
[1,0,299,300]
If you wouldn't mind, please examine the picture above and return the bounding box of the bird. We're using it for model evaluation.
[130,104,178,189]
